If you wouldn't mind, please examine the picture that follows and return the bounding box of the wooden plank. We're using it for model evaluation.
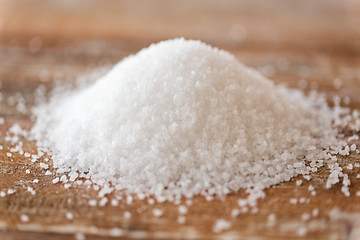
[0,0,360,239]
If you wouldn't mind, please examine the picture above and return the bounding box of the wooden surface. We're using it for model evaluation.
[1,0,360,239]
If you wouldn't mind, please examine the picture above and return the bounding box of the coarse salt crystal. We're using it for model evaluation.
[7,189,15,194]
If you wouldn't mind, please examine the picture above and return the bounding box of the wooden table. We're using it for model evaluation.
[1,0,360,239]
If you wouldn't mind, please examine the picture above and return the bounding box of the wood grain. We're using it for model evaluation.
[1,0,360,239]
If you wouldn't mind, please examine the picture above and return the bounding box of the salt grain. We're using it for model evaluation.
[152,208,163,217]
[231,208,240,218]
[66,212,74,220]
[99,197,108,207]
[213,219,232,233]
[296,226,307,236]
[267,213,276,227]
[178,205,188,215]
[20,214,29,222]
[88,199,97,207]
[75,232,86,240]
[111,199,119,206]
[177,215,186,224]
[124,211,131,218]
[312,208,319,217]
[7,189,15,194]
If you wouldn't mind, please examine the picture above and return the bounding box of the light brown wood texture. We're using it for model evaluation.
[1,0,360,239]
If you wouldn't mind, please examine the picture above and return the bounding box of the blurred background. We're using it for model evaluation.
[0,0,360,100]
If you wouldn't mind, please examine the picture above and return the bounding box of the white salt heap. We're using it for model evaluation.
[30,38,356,202]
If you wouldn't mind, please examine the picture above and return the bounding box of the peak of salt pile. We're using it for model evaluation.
[32,38,347,201]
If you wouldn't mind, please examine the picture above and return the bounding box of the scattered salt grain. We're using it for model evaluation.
[40,163,49,169]
[301,213,311,221]
[20,214,29,222]
[177,215,186,224]
[348,135,359,141]
[0,192,5,197]
[99,197,108,207]
[178,205,188,215]
[213,219,232,233]
[7,189,15,194]
[290,198,298,204]
[303,175,311,181]
[27,186,36,195]
[296,180,303,186]
[111,199,119,206]
[66,212,74,220]
[267,213,276,227]
[147,198,155,205]
[296,226,307,236]
[312,208,319,217]
[25,169,30,174]
[152,208,163,217]
[52,177,59,184]
[126,195,133,205]
[110,228,124,237]
[75,232,86,240]
[45,170,52,175]
[350,144,357,151]
[6,152,12,157]
[88,199,97,207]
[356,191,360,197]
[60,175,68,183]
[231,208,240,218]
[124,211,131,218]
